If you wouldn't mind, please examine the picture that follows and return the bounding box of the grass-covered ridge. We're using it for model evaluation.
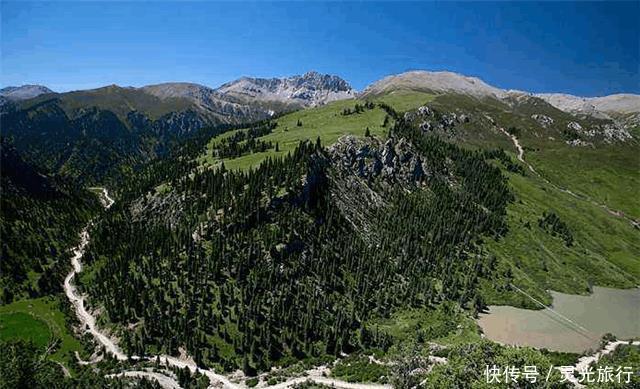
[199,98,391,170]
[198,93,436,171]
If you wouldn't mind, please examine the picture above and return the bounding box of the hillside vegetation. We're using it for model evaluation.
[2,75,638,387]
[196,90,640,308]
[0,141,101,303]
[82,106,517,374]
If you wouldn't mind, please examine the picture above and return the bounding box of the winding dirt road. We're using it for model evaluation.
[64,188,238,387]
[106,370,181,389]
[561,340,640,387]
[64,188,392,389]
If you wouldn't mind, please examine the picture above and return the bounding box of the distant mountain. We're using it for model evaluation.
[216,71,355,110]
[5,70,636,186]
[534,93,640,125]
[0,85,54,113]
[362,70,640,126]
[361,70,505,99]
[535,93,640,114]
[1,73,355,184]
[141,82,269,123]
[5,71,355,139]
[17,84,268,130]
[0,85,53,101]
[0,84,269,184]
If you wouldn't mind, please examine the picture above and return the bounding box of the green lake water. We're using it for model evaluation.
[477,287,640,353]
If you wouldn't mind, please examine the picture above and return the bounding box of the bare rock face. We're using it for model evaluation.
[531,114,555,128]
[131,188,189,230]
[216,71,355,108]
[326,135,434,244]
[567,121,583,132]
[328,135,430,186]
[141,82,270,124]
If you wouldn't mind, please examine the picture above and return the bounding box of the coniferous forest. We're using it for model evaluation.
[0,140,101,303]
[78,111,514,374]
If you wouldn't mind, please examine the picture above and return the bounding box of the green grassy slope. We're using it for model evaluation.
[441,92,640,220]
[198,93,438,171]
[421,94,640,306]
[199,98,395,170]
[370,90,435,112]
[0,297,84,370]
[0,312,51,348]
[528,144,640,220]
[481,167,640,307]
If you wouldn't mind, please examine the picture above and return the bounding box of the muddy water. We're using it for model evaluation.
[477,287,640,353]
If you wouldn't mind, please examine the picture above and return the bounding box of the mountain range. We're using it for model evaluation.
[362,70,640,124]
[1,70,637,185]
[4,69,637,124]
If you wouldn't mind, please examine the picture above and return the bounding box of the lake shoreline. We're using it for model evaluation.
[477,286,640,353]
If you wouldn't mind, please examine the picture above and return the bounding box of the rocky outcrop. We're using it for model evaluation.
[217,71,355,108]
[328,136,430,187]
[531,114,554,128]
[326,136,427,244]
[565,139,593,147]
[564,120,632,145]
[567,121,583,132]
[403,105,469,138]
[599,123,632,142]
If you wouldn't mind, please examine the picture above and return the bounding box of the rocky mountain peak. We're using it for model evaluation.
[141,82,218,100]
[0,84,54,101]
[216,71,355,107]
[296,71,352,92]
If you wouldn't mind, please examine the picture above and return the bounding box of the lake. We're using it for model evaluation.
[477,287,640,353]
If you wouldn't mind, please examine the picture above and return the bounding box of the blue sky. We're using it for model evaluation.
[2,1,638,96]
